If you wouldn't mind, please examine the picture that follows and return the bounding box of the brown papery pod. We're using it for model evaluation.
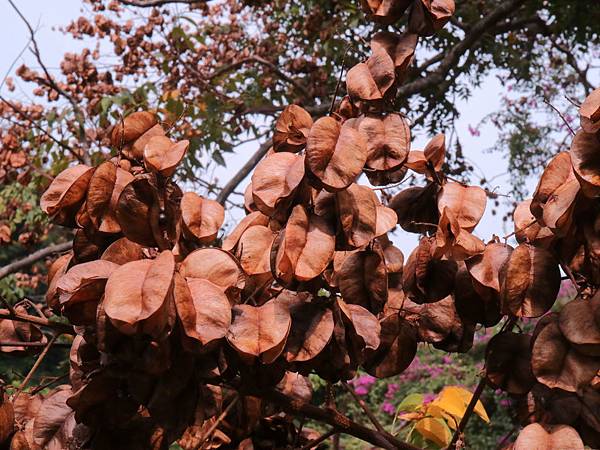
[413,296,472,352]
[514,423,584,450]
[143,136,189,177]
[378,234,404,288]
[357,113,410,172]
[337,298,381,355]
[437,181,486,231]
[221,211,270,252]
[408,0,455,36]
[282,292,335,363]
[251,152,305,216]
[127,123,165,161]
[335,183,377,248]
[100,237,146,265]
[40,165,94,227]
[371,31,418,79]
[360,0,413,25]
[110,111,157,148]
[238,225,275,276]
[273,204,335,284]
[531,316,599,393]
[403,236,457,303]
[485,332,535,395]
[276,372,313,403]
[338,244,388,314]
[364,164,408,186]
[558,293,600,356]
[173,273,231,350]
[345,47,395,102]
[500,243,560,318]
[226,299,291,364]
[305,117,367,192]
[390,183,439,233]
[244,181,258,213]
[454,262,501,328]
[461,243,512,326]
[116,174,182,248]
[46,252,73,311]
[375,202,398,237]
[103,250,176,338]
[363,313,417,378]
[580,87,600,133]
[433,208,485,261]
[273,105,313,152]
[513,199,554,246]
[570,130,600,197]
[180,192,224,244]
[423,133,446,172]
[406,134,445,177]
[180,248,246,298]
[55,260,119,326]
[0,390,14,444]
[531,151,580,234]
[32,386,88,449]
[86,161,134,233]
[466,242,512,293]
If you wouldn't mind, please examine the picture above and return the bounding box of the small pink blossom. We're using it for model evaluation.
[382,401,396,415]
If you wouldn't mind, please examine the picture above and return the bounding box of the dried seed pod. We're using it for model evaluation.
[273,105,313,152]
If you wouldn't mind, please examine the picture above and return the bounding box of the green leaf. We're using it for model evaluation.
[398,393,424,413]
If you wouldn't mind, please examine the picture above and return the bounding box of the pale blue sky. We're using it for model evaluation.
[0,0,570,254]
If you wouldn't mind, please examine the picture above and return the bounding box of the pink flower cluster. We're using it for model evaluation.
[350,374,377,396]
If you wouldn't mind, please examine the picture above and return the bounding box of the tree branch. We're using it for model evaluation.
[209,56,310,98]
[0,95,85,164]
[342,381,388,435]
[0,241,72,280]
[216,139,272,205]
[396,0,527,100]
[263,389,421,450]
[119,0,204,6]
[13,334,58,399]
[0,310,74,335]
[8,0,91,163]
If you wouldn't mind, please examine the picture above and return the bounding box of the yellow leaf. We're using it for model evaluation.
[424,404,459,429]
[431,386,490,423]
[415,417,453,447]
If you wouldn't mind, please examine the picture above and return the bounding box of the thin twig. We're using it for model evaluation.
[0,296,17,316]
[342,381,387,434]
[409,221,438,229]
[559,259,582,297]
[13,334,58,400]
[371,175,414,191]
[564,95,581,109]
[502,219,537,242]
[299,428,338,450]
[329,45,353,115]
[30,373,70,395]
[446,376,487,450]
[0,310,74,335]
[199,394,239,446]
[543,97,575,136]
